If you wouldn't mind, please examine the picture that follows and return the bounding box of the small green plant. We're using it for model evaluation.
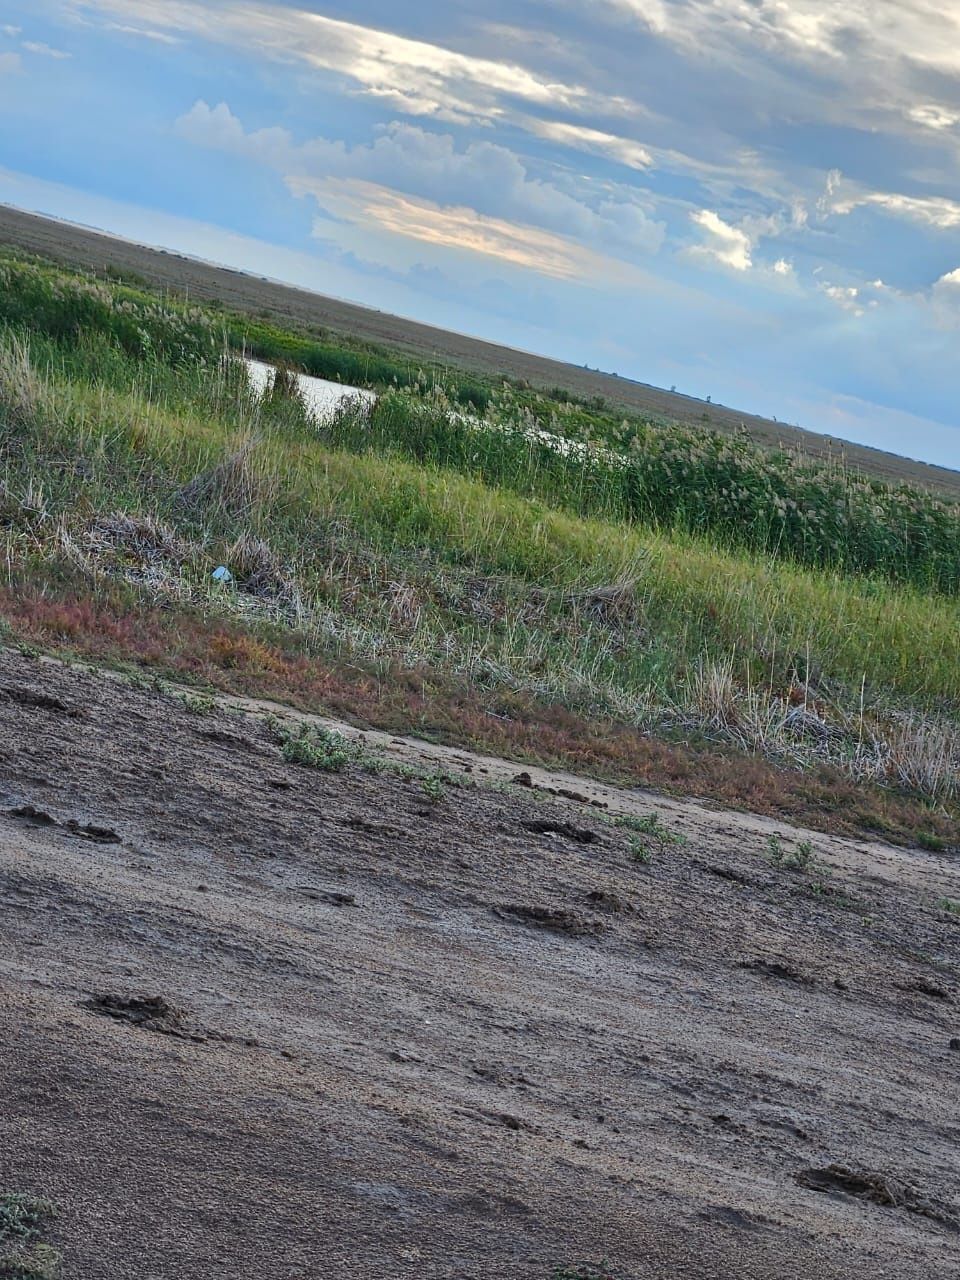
[277,722,356,772]
[0,1193,60,1279]
[615,813,686,844]
[767,834,817,873]
[617,812,686,865]
[181,691,216,715]
[0,1241,61,1279]
[553,1264,614,1280]
[628,834,652,865]
[937,897,960,915]
[420,774,446,805]
[793,839,815,871]
[919,832,946,852]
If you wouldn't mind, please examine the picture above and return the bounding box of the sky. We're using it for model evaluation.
[2,2,960,467]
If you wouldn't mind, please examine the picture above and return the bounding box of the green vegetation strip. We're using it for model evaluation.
[4,248,960,594]
[0,1193,60,1279]
[1,248,958,807]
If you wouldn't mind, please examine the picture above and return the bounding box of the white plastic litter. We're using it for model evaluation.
[211,566,233,584]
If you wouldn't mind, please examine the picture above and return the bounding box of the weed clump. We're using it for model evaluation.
[420,774,447,805]
[918,832,946,852]
[766,834,817,873]
[0,1192,60,1279]
[616,812,687,864]
[275,721,358,772]
[181,692,216,715]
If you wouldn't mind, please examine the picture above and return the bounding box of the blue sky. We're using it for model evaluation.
[2,1,960,467]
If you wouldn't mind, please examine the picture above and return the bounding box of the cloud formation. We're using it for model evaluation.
[6,0,957,462]
[177,101,667,264]
[22,40,71,58]
[76,0,630,126]
[597,0,960,137]
[525,120,653,171]
[688,210,752,271]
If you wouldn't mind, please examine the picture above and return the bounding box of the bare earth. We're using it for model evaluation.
[2,649,960,1278]
[2,202,959,498]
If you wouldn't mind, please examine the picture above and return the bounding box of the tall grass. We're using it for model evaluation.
[2,332,958,798]
[0,256,220,364]
[1,338,955,703]
[322,390,960,594]
[0,251,490,409]
[227,313,490,411]
[4,250,960,594]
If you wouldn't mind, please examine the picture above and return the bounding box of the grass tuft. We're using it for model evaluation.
[0,1194,60,1280]
[275,722,358,772]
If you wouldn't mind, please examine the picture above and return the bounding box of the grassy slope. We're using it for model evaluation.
[4,200,960,499]
[1,256,958,844]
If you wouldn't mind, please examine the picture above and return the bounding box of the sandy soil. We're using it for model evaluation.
[2,203,958,498]
[2,649,960,1278]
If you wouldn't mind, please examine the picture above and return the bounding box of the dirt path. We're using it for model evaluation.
[2,649,959,1278]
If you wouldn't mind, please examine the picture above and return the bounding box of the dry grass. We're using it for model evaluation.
[174,433,274,519]
[1,327,958,820]
[0,570,955,849]
[0,335,43,435]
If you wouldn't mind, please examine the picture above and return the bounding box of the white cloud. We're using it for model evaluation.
[688,209,752,270]
[105,23,182,44]
[928,269,960,328]
[77,1,629,127]
[176,101,667,259]
[1,24,20,37]
[293,177,620,281]
[818,282,864,316]
[832,187,960,230]
[773,258,793,275]
[526,120,652,170]
[604,1,960,77]
[907,104,960,131]
[596,0,960,145]
[22,41,72,59]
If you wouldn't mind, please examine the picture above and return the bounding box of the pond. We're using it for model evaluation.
[243,357,377,421]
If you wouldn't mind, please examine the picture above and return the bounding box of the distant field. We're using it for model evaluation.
[2,201,959,497]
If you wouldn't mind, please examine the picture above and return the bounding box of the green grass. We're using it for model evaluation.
[766,834,818,873]
[918,832,947,852]
[0,249,489,409]
[276,722,357,772]
[323,388,960,593]
[1,255,958,809]
[30,370,955,705]
[181,692,217,715]
[4,247,960,593]
[616,813,687,863]
[420,774,447,805]
[0,1194,60,1280]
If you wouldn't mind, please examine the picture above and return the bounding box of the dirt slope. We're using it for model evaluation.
[2,649,960,1279]
[2,202,959,497]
